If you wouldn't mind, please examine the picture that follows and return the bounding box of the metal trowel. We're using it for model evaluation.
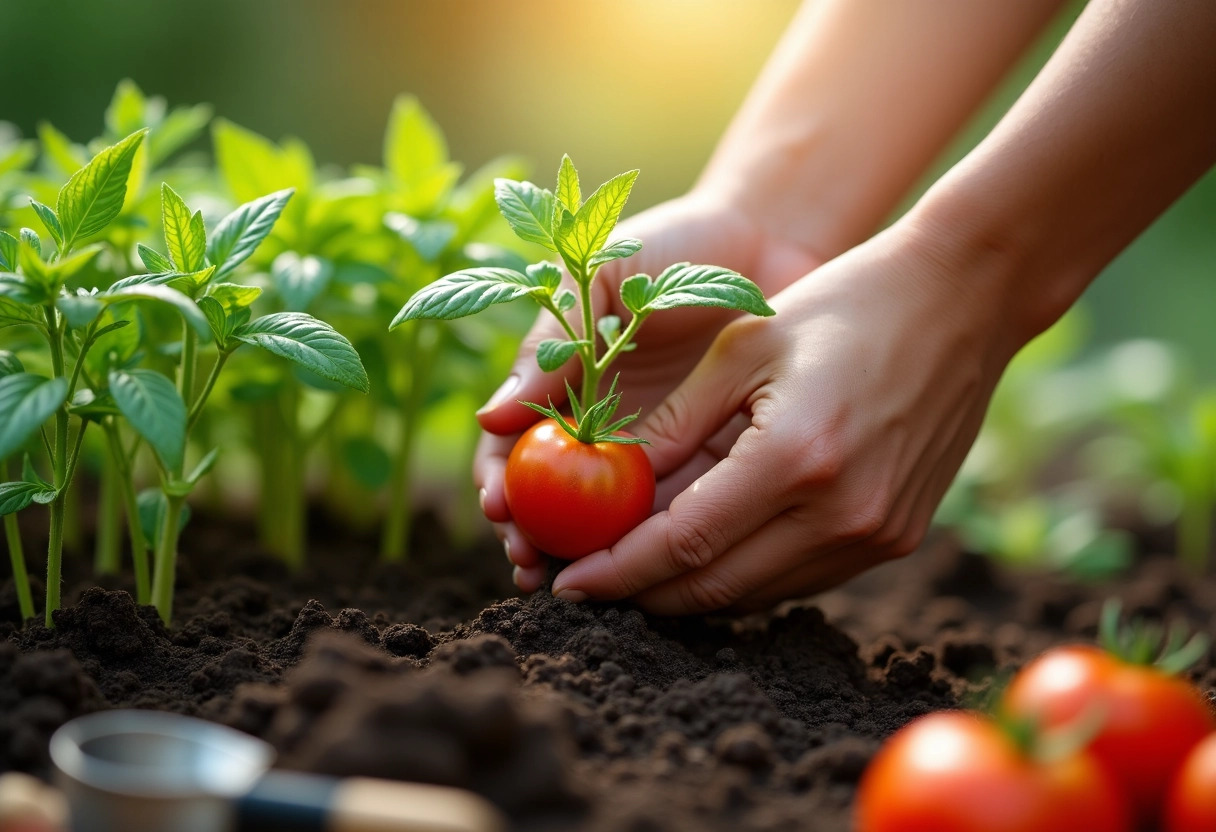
[47,710,506,832]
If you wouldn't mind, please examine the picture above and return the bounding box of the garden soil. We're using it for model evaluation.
[2,509,1215,831]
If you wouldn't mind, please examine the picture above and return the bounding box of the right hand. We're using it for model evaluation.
[473,190,824,591]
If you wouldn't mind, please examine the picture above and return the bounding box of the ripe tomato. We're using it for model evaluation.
[855,711,1129,832]
[1003,645,1215,824]
[504,418,655,559]
[1165,732,1216,832]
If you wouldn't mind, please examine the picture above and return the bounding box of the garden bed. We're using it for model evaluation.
[2,511,1214,832]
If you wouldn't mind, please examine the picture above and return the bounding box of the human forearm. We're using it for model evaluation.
[913,0,1216,345]
[696,0,1067,260]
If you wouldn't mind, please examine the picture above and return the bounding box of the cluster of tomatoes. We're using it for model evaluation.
[855,603,1216,832]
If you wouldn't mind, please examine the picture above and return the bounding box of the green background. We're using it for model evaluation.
[3,0,1213,372]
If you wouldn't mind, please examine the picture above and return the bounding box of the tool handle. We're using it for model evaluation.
[235,771,506,832]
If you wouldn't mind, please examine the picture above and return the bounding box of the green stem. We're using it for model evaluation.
[576,270,599,409]
[104,421,149,600]
[150,494,185,623]
[381,323,435,561]
[187,351,229,431]
[179,324,198,405]
[44,307,69,627]
[2,457,34,623]
[93,448,122,576]
[66,320,99,402]
[595,313,646,373]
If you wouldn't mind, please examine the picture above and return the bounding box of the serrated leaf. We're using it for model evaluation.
[588,237,642,270]
[101,283,210,337]
[0,374,69,460]
[556,154,581,213]
[384,213,457,262]
[185,447,220,485]
[525,261,562,292]
[270,252,332,312]
[109,369,186,472]
[56,290,103,328]
[161,183,206,272]
[619,273,655,316]
[391,267,536,326]
[137,243,173,273]
[0,231,16,271]
[206,188,294,280]
[555,170,638,270]
[197,296,227,346]
[107,265,215,295]
[208,282,262,310]
[0,297,41,329]
[137,488,191,547]
[0,351,23,377]
[554,288,577,313]
[233,312,369,393]
[644,263,775,316]
[537,338,585,372]
[56,130,146,250]
[29,201,63,247]
[597,315,622,346]
[494,179,556,250]
[0,481,59,516]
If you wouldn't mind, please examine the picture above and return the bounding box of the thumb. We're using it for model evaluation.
[476,313,582,436]
[636,334,760,479]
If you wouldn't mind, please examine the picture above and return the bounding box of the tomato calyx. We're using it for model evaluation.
[1098,598,1210,674]
[521,375,648,446]
[997,708,1106,766]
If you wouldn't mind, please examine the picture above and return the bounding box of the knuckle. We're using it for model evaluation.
[664,518,721,573]
[679,570,743,613]
[785,428,848,491]
[835,490,891,544]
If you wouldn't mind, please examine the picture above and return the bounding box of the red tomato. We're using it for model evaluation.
[504,418,655,559]
[1003,645,1215,824]
[855,711,1129,832]
[1165,732,1216,832]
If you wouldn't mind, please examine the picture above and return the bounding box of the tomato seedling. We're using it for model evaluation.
[392,156,774,558]
[854,710,1130,832]
[1002,599,1215,825]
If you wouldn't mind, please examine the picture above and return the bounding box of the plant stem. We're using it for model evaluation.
[187,352,229,431]
[2,456,34,623]
[150,494,185,623]
[104,421,149,601]
[179,325,198,405]
[44,307,69,627]
[93,448,122,575]
[576,270,600,409]
[381,322,435,562]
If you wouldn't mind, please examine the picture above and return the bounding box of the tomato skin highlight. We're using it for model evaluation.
[1003,645,1216,825]
[854,711,1129,832]
[504,418,655,560]
[1165,732,1216,832]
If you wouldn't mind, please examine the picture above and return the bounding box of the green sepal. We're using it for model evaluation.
[1098,598,1211,674]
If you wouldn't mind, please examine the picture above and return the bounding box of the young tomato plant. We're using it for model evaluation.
[393,155,774,558]
[1002,599,1215,826]
[854,710,1130,832]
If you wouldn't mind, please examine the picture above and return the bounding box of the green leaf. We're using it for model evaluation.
[147,103,213,167]
[69,388,122,422]
[56,130,146,250]
[556,154,581,213]
[554,288,577,313]
[597,315,622,346]
[0,231,16,271]
[525,261,562,292]
[101,283,211,337]
[233,312,369,393]
[554,170,638,270]
[0,481,58,516]
[29,201,63,247]
[384,95,448,185]
[0,139,37,178]
[0,297,41,329]
[212,119,312,205]
[105,80,146,138]
[341,437,393,490]
[49,246,101,287]
[391,267,537,326]
[197,297,227,347]
[644,262,775,316]
[107,265,215,295]
[37,122,87,177]
[185,447,220,485]
[206,188,294,280]
[84,311,139,377]
[0,273,48,307]
[208,282,262,310]
[137,243,173,273]
[137,488,191,547]
[619,273,655,316]
[109,369,186,472]
[0,351,23,377]
[271,252,333,312]
[494,179,556,250]
[384,213,458,262]
[19,229,41,260]
[161,184,206,272]
[537,338,585,372]
[0,374,69,460]
[56,290,103,328]
[588,238,642,270]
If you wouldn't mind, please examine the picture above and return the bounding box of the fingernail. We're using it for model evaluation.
[554,588,588,603]
[478,488,487,512]
[512,565,524,588]
[503,538,512,563]
[477,374,520,415]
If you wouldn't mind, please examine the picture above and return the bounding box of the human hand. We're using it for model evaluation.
[473,191,823,592]
[548,219,1024,614]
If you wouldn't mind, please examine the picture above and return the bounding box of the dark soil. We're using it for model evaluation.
[2,508,1215,832]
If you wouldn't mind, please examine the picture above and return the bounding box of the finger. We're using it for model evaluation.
[513,563,546,593]
[723,543,891,614]
[551,435,792,602]
[494,522,544,569]
[473,432,515,523]
[654,412,750,508]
